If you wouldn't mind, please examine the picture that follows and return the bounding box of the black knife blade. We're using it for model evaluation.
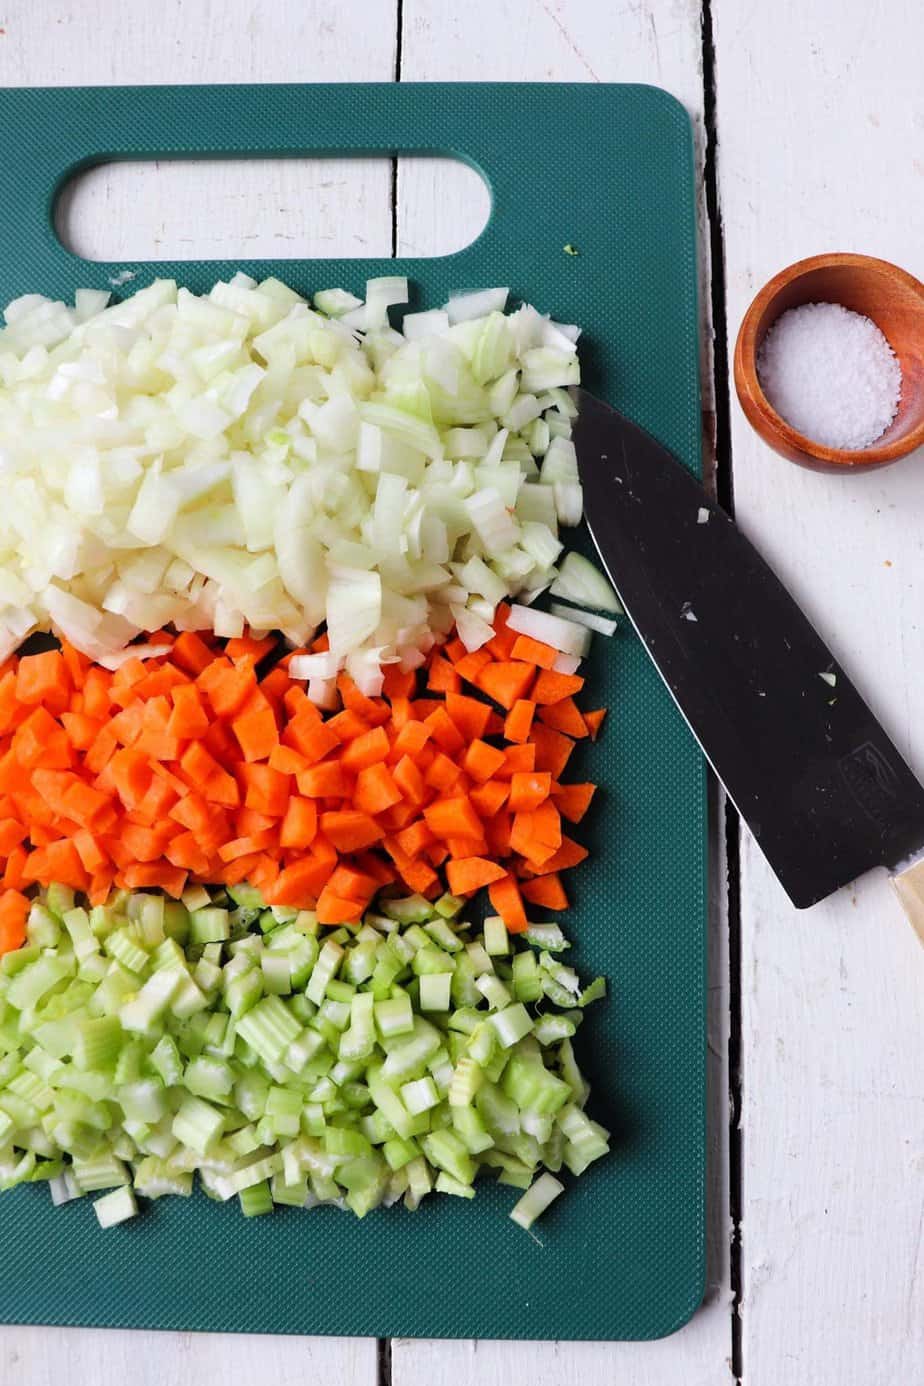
[571,388,924,908]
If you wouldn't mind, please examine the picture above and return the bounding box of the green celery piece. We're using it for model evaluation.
[432,892,465,920]
[239,1180,274,1217]
[422,1129,475,1186]
[380,894,434,925]
[45,884,76,920]
[172,1095,225,1155]
[72,1015,122,1071]
[188,908,230,945]
[235,995,301,1066]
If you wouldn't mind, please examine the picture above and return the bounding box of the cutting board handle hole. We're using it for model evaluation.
[55,157,491,261]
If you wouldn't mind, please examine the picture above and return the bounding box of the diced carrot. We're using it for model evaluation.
[475,660,535,710]
[394,820,435,859]
[238,764,289,817]
[427,654,461,695]
[231,699,279,762]
[521,873,569,910]
[218,831,276,864]
[171,631,216,676]
[445,856,507,894]
[424,751,464,794]
[381,665,417,700]
[391,719,432,759]
[393,755,427,806]
[462,739,507,783]
[509,634,559,669]
[3,845,26,890]
[553,782,596,823]
[315,892,365,925]
[72,829,109,874]
[197,658,256,718]
[121,863,187,897]
[424,795,484,841]
[0,889,30,954]
[508,771,553,813]
[340,725,390,772]
[528,834,589,875]
[284,715,341,765]
[583,707,607,739]
[297,763,355,799]
[354,762,402,816]
[537,696,589,739]
[269,857,332,907]
[445,835,490,859]
[320,810,383,853]
[327,709,371,744]
[504,698,535,744]
[279,796,319,849]
[226,634,278,666]
[497,743,537,778]
[16,649,69,711]
[488,873,528,932]
[60,711,103,750]
[423,707,465,755]
[0,819,27,854]
[445,692,492,742]
[470,779,510,818]
[532,669,585,705]
[337,673,390,727]
[453,648,493,684]
[268,744,309,776]
[166,683,210,740]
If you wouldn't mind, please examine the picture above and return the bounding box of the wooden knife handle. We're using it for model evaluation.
[891,858,924,945]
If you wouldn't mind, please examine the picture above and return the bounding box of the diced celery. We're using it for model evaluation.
[483,916,510,956]
[94,1185,138,1228]
[418,973,452,1012]
[239,1180,274,1216]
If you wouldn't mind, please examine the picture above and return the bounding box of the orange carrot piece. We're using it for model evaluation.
[529,724,575,778]
[583,707,607,739]
[394,820,435,859]
[269,857,332,907]
[381,665,417,700]
[232,700,279,762]
[166,683,210,740]
[391,719,432,759]
[497,743,537,778]
[392,755,427,806]
[319,810,383,853]
[296,762,355,799]
[268,744,309,776]
[532,670,585,705]
[340,725,390,773]
[488,873,529,932]
[0,888,30,954]
[508,770,553,813]
[279,797,319,849]
[284,715,341,765]
[445,692,492,742]
[16,649,69,710]
[521,873,569,910]
[3,845,26,890]
[121,862,187,897]
[426,654,461,695]
[553,781,596,823]
[423,707,465,755]
[537,697,589,738]
[462,739,507,784]
[424,751,464,794]
[171,631,215,676]
[445,856,507,894]
[354,762,402,816]
[218,831,276,864]
[528,834,589,875]
[315,892,365,925]
[326,709,371,744]
[445,835,490,860]
[423,795,483,841]
[475,660,535,710]
[509,634,559,670]
[470,778,510,818]
[453,648,493,684]
[337,673,390,727]
[238,764,289,817]
[60,711,103,750]
[197,658,256,718]
[0,819,26,854]
[504,698,535,744]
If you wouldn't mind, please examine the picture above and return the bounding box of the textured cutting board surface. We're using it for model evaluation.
[0,82,705,1341]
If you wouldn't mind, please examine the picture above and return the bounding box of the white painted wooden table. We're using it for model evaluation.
[2,1,923,1382]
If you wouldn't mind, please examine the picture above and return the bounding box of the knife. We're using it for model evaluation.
[570,387,924,933]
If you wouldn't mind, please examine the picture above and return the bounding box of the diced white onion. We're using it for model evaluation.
[506,603,592,658]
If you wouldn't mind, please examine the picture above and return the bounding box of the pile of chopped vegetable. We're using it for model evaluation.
[0,274,625,1234]
[0,883,608,1227]
[0,276,586,678]
[0,600,607,927]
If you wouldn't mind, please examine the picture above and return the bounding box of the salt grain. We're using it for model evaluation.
[756,301,901,450]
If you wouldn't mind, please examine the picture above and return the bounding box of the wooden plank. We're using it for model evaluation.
[713,1,924,1381]
[394,3,732,1381]
[1,0,396,266]
[0,1,395,1379]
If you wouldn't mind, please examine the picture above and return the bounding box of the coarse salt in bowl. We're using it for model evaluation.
[734,252,924,472]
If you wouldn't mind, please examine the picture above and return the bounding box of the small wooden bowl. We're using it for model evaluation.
[734,252,924,471]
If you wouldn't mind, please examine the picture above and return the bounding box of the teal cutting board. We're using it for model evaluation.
[0,83,706,1342]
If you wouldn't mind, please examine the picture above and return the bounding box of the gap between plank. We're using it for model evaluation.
[701,1,743,1381]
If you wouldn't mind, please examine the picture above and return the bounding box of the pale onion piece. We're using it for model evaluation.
[549,550,623,614]
[451,603,495,652]
[446,288,509,324]
[345,646,389,697]
[550,601,618,636]
[465,488,520,552]
[307,676,340,710]
[540,436,579,482]
[553,481,584,527]
[552,651,582,675]
[97,642,174,672]
[326,568,382,656]
[402,309,450,341]
[506,603,592,657]
[313,288,363,317]
[364,276,408,331]
[288,650,340,681]
[542,319,581,348]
